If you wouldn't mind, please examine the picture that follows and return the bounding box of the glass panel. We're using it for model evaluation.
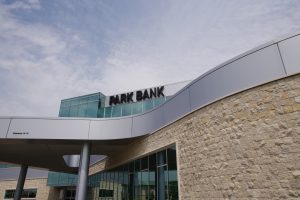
[143,100,153,112]
[85,101,99,117]
[135,159,141,171]
[112,105,122,117]
[79,96,90,104]
[149,154,157,200]
[99,172,106,197]
[77,103,88,117]
[122,104,132,116]
[168,147,178,200]
[25,189,37,198]
[157,166,168,200]
[60,101,67,108]
[123,164,129,200]
[129,173,134,200]
[69,105,78,117]
[70,98,80,106]
[63,100,71,107]
[59,107,70,117]
[141,157,148,171]
[4,189,37,199]
[107,171,114,199]
[165,96,172,101]
[141,170,149,200]
[88,94,100,101]
[129,162,134,173]
[97,107,105,118]
[113,170,119,199]
[153,97,165,107]
[4,190,14,198]
[118,167,123,200]
[134,159,141,200]
[104,107,112,118]
[131,102,143,115]
[47,172,77,187]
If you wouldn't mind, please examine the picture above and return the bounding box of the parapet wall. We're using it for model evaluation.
[92,73,300,199]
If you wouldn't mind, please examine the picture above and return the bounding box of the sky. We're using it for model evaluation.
[0,0,300,117]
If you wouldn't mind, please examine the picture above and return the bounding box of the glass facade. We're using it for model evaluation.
[87,146,178,200]
[59,94,168,119]
[100,97,167,118]
[47,172,78,186]
[59,93,104,118]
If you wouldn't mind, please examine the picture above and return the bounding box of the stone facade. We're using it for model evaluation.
[90,74,300,199]
[0,178,60,200]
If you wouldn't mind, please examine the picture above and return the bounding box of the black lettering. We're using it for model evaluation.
[157,86,165,97]
[136,91,143,101]
[109,96,116,105]
[150,88,156,98]
[126,92,134,103]
[115,95,120,104]
[143,90,150,100]
[121,94,127,104]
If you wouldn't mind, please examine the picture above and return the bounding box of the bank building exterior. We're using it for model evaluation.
[0,33,300,200]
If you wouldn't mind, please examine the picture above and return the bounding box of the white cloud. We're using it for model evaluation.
[97,0,300,94]
[0,5,100,116]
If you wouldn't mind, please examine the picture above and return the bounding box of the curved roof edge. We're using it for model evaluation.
[1,32,300,141]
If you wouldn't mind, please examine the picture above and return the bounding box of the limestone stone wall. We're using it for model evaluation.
[91,74,300,199]
[0,178,60,200]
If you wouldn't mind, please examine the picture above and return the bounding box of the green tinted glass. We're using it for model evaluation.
[132,102,143,115]
[112,105,122,117]
[104,107,112,118]
[88,94,100,101]
[122,104,132,116]
[85,101,99,117]
[59,107,69,117]
[77,103,88,117]
[47,172,77,186]
[69,105,78,117]
[70,98,80,106]
[97,107,105,118]
[61,100,71,107]
[153,97,166,107]
[87,146,178,200]
[143,100,153,111]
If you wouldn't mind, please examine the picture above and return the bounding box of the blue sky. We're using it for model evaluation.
[0,0,300,116]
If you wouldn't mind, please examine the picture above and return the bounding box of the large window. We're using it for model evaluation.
[4,188,37,199]
[59,93,103,118]
[88,145,178,200]
[64,189,76,200]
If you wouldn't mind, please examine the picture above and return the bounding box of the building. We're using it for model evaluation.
[0,33,300,200]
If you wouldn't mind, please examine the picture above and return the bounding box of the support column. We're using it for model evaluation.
[14,164,28,200]
[75,142,91,200]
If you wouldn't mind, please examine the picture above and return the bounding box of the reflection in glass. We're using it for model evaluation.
[88,145,178,200]
[122,104,132,116]
[132,102,143,115]
[112,105,122,117]
[143,100,154,111]
[104,107,112,118]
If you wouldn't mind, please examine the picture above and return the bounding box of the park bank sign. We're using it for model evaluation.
[109,86,165,106]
